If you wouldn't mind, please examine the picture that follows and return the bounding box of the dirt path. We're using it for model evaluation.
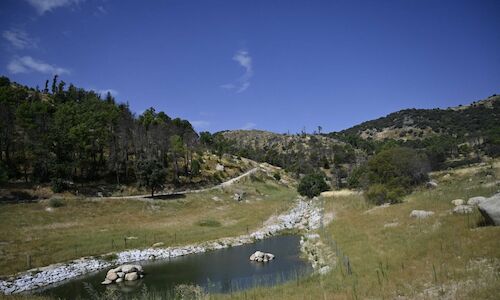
[100,167,259,200]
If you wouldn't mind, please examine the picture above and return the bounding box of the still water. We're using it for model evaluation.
[38,235,312,299]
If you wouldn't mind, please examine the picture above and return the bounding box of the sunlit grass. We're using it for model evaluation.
[214,161,500,299]
[0,177,296,276]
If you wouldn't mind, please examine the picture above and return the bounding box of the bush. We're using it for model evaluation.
[365,184,404,205]
[298,173,329,198]
[51,178,69,193]
[48,198,65,208]
[273,172,281,181]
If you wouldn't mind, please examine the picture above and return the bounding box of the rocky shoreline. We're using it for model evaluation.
[0,197,325,295]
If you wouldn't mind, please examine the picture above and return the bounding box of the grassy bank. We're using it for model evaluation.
[0,174,296,276]
[216,161,500,299]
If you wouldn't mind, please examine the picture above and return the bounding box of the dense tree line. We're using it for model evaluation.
[0,76,198,189]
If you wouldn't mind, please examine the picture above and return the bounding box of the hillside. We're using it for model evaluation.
[216,130,365,179]
[333,95,499,143]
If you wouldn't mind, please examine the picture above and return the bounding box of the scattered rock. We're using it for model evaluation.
[426,181,438,189]
[151,242,164,248]
[384,222,399,228]
[451,199,465,206]
[215,164,225,171]
[410,210,434,219]
[478,193,500,226]
[467,196,486,206]
[211,196,220,201]
[453,205,474,214]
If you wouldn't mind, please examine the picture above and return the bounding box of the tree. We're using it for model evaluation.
[135,159,167,197]
[297,172,329,198]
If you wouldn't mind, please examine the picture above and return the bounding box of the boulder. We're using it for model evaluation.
[478,193,500,226]
[250,251,274,262]
[410,210,434,219]
[106,271,118,281]
[121,264,138,273]
[124,272,139,281]
[451,199,465,206]
[116,272,125,278]
[101,279,112,285]
[426,181,438,189]
[453,205,474,214]
[116,278,123,283]
[215,164,225,171]
[468,196,486,206]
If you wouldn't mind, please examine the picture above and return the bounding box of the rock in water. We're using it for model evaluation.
[249,251,275,262]
[101,279,112,285]
[409,210,434,219]
[478,193,500,226]
[106,271,118,281]
[125,272,139,281]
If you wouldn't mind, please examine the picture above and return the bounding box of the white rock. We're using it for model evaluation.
[106,271,118,281]
[121,264,138,273]
[116,278,123,283]
[151,242,164,248]
[410,210,434,219]
[215,164,225,171]
[451,199,465,206]
[478,193,500,226]
[124,272,138,281]
[453,205,474,214]
[101,279,112,285]
[467,196,486,206]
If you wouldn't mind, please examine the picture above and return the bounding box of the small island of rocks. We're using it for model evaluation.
[249,251,275,262]
[101,264,144,285]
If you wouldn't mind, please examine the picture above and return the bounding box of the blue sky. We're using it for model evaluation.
[1,0,499,133]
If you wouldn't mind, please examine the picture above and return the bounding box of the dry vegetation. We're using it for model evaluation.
[216,161,500,299]
[0,172,296,277]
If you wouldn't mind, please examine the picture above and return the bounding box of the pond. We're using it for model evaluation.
[37,235,312,299]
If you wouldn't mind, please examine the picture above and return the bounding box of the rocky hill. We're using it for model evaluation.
[333,95,499,142]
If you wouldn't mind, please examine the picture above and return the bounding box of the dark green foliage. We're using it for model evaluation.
[135,159,167,197]
[0,162,8,184]
[358,147,430,204]
[0,76,198,186]
[273,172,281,181]
[297,173,329,198]
[48,198,65,208]
[191,159,201,176]
[51,179,69,193]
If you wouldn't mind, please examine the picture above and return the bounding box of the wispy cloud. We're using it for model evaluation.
[7,56,70,75]
[191,120,211,131]
[94,5,107,16]
[2,29,38,49]
[240,122,256,130]
[221,49,254,93]
[26,0,84,15]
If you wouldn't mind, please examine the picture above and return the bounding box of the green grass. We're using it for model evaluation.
[0,177,296,276]
[214,161,500,299]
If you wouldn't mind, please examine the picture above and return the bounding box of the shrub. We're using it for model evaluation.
[50,178,68,193]
[365,184,404,205]
[191,159,201,176]
[48,198,65,208]
[273,172,281,181]
[195,219,221,227]
[298,173,329,198]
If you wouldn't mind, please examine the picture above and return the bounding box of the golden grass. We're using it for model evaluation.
[0,177,296,277]
[215,161,500,299]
